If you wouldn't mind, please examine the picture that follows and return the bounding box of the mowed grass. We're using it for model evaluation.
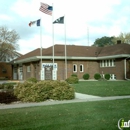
[73,81,130,96]
[0,99,130,130]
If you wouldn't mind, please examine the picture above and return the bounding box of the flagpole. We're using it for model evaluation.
[64,15,67,79]
[87,26,89,46]
[52,3,54,80]
[40,18,42,80]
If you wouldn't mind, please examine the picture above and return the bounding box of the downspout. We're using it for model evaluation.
[124,56,130,80]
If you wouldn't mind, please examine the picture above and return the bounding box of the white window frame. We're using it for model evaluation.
[73,64,77,72]
[27,66,31,72]
[100,59,115,67]
[79,64,84,72]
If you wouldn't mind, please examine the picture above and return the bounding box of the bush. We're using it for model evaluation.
[94,73,101,80]
[105,74,110,80]
[0,83,16,90]
[50,81,75,100]
[14,80,75,102]
[65,76,79,84]
[14,81,34,102]
[0,92,18,104]
[0,84,4,89]
[83,73,89,80]
[26,77,37,83]
[71,74,77,77]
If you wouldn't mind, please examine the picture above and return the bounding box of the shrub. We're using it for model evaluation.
[71,74,77,77]
[105,74,110,80]
[0,84,4,89]
[0,83,16,90]
[26,77,37,83]
[83,73,90,80]
[66,76,79,84]
[50,81,75,100]
[0,92,18,104]
[14,81,34,102]
[94,73,101,80]
[14,80,75,102]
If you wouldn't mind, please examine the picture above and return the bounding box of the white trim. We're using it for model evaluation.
[73,64,77,72]
[100,59,115,68]
[13,54,130,64]
[124,56,130,80]
[79,64,84,72]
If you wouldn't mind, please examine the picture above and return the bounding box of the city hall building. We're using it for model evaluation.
[12,43,130,80]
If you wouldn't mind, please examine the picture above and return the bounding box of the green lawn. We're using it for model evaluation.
[0,99,130,130]
[73,81,130,96]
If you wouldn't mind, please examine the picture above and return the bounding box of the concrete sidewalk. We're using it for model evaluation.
[0,93,130,110]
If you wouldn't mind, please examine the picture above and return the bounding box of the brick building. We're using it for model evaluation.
[0,52,22,80]
[12,44,130,80]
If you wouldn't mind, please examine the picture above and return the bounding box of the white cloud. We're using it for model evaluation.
[1,0,130,54]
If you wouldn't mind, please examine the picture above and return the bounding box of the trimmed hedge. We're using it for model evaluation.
[65,76,79,84]
[26,77,38,83]
[14,80,75,102]
[105,74,110,80]
[83,73,89,80]
[94,73,101,80]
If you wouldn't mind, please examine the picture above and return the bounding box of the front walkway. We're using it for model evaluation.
[0,93,130,110]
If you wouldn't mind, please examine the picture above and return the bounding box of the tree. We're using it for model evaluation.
[0,26,20,61]
[112,32,130,44]
[92,36,115,47]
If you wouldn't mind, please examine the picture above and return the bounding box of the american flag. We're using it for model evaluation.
[39,2,53,16]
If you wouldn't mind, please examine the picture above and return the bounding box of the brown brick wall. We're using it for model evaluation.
[18,58,128,80]
[0,62,12,79]
[56,60,99,80]
[22,62,40,80]
[21,60,100,80]
[99,58,125,79]
[86,60,99,79]
[126,60,130,78]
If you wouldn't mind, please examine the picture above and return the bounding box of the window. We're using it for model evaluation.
[19,67,23,72]
[100,59,115,67]
[110,74,116,80]
[80,64,84,72]
[73,64,77,72]
[14,68,17,73]
[27,66,31,72]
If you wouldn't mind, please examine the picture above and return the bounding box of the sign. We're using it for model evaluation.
[42,63,57,70]
[45,66,52,80]
[42,63,57,80]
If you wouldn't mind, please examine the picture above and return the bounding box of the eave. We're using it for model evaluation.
[13,54,130,64]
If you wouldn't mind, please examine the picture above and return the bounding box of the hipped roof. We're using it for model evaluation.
[15,44,130,63]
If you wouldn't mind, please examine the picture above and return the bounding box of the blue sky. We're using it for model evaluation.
[0,0,130,54]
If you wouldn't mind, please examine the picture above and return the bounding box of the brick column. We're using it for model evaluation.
[30,63,34,78]
[23,64,26,80]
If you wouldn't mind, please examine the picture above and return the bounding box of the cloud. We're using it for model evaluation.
[1,0,130,55]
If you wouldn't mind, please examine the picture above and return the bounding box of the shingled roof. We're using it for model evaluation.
[14,44,130,63]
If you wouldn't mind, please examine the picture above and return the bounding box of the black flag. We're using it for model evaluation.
[53,16,64,24]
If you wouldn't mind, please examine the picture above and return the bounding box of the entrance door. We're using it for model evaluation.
[13,68,17,80]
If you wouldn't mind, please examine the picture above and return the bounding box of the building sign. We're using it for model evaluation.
[42,63,57,70]
[45,66,52,80]
[41,63,57,80]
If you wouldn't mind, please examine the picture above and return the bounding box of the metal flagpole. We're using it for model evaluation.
[87,26,89,46]
[52,3,55,80]
[64,15,67,79]
[40,18,43,80]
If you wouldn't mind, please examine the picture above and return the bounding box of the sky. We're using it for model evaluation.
[0,0,130,54]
